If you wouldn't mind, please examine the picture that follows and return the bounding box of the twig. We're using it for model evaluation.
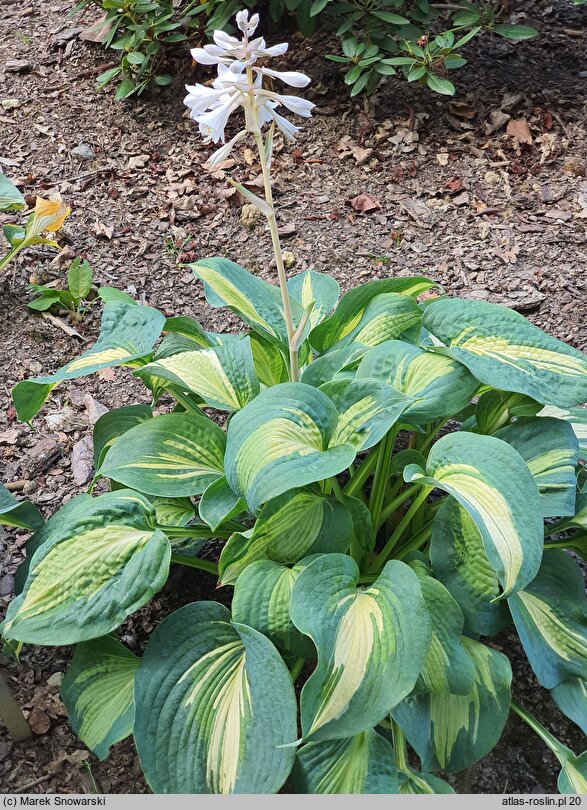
[41,312,85,339]
[14,774,52,793]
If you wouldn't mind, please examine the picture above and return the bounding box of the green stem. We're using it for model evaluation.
[252,130,298,382]
[330,476,345,502]
[170,388,203,415]
[369,487,432,573]
[170,553,218,575]
[289,656,305,683]
[369,427,397,529]
[0,243,24,273]
[544,531,587,549]
[510,701,570,760]
[419,417,450,454]
[391,720,410,773]
[343,451,378,498]
[394,522,434,561]
[375,483,420,532]
[161,526,232,539]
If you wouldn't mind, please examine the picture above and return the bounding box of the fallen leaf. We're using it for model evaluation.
[93,221,114,239]
[127,154,150,170]
[506,118,533,145]
[72,436,93,486]
[28,708,50,735]
[436,151,449,166]
[80,15,112,43]
[448,100,476,119]
[348,193,381,213]
[446,177,465,193]
[97,367,116,381]
[0,428,19,445]
[485,110,511,135]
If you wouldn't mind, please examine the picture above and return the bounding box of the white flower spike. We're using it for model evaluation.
[185,8,314,156]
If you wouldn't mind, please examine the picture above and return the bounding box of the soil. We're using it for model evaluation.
[0,0,586,795]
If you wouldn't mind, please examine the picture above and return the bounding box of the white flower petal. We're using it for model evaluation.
[206,130,247,167]
[195,96,241,143]
[213,30,242,50]
[258,67,311,88]
[274,93,315,117]
[184,83,227,113]
[259,42,289,57]
[267,107,300,141]
[190,46,227,66]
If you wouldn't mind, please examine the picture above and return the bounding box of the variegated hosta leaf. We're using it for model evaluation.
[12,303,166,422]
[430,500,510,636]
[324,293,422,354]
[163,315,212,348]
[320,378,412,451]
[539,405,587,457]
[225,383,356,512]
[474,390,541,435]
[1,491,170,645]
[0,482,43,530]
[291,729,398,794]
[151,496,196,527]
[0,172,26,211]
[13,494,93,596]
[190,256,303,347]
[199,476,245,531]
[558,751,587,795]
[300,343,363,388]
[309,276,437,353]
[495,417,578,518]
[290,553,431,741]
[232,559,315,658]
[508,550,587,689]
[393,637,512,773]
[551,678,587,736]
[138,337,260,412]
[61,635,139,760]
[404,431,543,596]
[99,412,225,497]
[249,333,289,386]
[357,340,479,423]
[133,601,297,794]
[422,297,587,408]
[409,560,475,695]
[398,769,455,794]
[93,404,153,470]
[287,269,340,330]
[218,488,353,585]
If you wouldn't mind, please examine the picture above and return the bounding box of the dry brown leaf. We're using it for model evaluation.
[0,428,19,445]
[448,100,476,119]
[127,154,150,170]
[348,193,381,213]
[28,708,50,735]
[80,15,112,43]
[506,118,533,145]
[93,220,114,239]
[485,110,511,135]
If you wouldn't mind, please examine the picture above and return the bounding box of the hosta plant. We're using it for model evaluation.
[3,11,587,795]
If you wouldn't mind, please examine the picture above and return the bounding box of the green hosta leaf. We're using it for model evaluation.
[0,482,43,530]
[250,333,289,386]
[198,476,245,531]
[324,293,422,353]
[1,491,170,645]
[430,500,510,636]
[291,729,398,793]
[393,637,512,772]
[133,602,297,794]
[13,303,165,422]
[93,404,153,470]
[151,496,196,527]
[309,276,437,353]
[99,412,225,497]
[409,560,475,695]
[232,559,315,658]
[290,553,431,741]
[0,173,25,212]
[495,417,579,518]
[538,405,587,457]
[320,378,412,450]
[558,751,587,795]
[190,257,303,346]
[398,768,455,794]
[67,258,92,300]
[162,315,212,348]
[138,337,260,412]
[422,297,587,407]
[493,23,538,40]
[551,678,587,736]
[287,269,340,329]
[404,431,543,596]
[225,383,356,512]
[61,635,139,760]
[473,390,541,435]
[508,550,587,689]
[344,493,375,570]
[219,488,353,585]
[357,340,479,423]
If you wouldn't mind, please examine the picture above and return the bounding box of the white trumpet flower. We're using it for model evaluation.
[185,8,314,157]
